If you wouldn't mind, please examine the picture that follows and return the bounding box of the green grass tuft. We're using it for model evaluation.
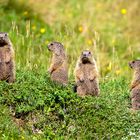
[0,71,139,139]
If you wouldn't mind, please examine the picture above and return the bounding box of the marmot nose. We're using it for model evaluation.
[128,62,132,68]
[47,45,50,50]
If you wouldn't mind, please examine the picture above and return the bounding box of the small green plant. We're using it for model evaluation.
[0,71,140,139]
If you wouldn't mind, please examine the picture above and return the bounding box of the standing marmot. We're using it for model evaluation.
[74,50,99,97]
[0,32,15,83]
[48,42,68,85]
[129,60,140,110]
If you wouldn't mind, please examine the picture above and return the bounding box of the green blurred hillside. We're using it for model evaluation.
[0,0,140,77]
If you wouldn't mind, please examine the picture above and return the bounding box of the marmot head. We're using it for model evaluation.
[0,32,9,47]
[129,60,140,70]
[48,42,64,55]
[80,50,93,64]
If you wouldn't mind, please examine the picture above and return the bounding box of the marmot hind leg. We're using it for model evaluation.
[77,86,86,97]
[90,80,99,96]
[6,72,15,83]
[132,99,140,110]
[7,62,15,83]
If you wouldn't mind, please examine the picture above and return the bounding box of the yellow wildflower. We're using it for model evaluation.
[40,28,46,34]
[67,13,72,18]
[121,8,127,15]
[115,69,121,75]
[107,62,112,71]
[23,11,28,16]
[78,26,83,32]
[45,40,49,45]
[32,25,36,30]
[87,39,92,45]
[112,39,116,45]
[97,3,102,8]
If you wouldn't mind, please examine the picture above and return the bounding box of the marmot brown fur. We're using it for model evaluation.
[48,42,68,85]
[0,32,15,83]
[74,50,99,97]
[129,60,140,110]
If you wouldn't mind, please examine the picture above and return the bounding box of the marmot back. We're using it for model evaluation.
[48,42,68,85]
[74,50,99,97]
[0,32,15,83]
[129,60,140,110]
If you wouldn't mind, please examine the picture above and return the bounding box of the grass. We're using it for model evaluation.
[0,0,140,139]
[0,70,140,139]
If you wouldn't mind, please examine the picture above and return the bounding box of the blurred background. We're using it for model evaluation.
[0,0,140,78]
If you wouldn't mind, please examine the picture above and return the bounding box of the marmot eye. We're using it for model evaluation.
[89,52,91,54]
[132,61,135,63]
[50,43,53,46]
[5,33,7,37]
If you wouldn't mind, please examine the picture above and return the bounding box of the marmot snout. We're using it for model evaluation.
[129,60,140,69]
[0,33,9,46]
[48,42,64,56]
[81,50,93,64]
[47,42,68,85]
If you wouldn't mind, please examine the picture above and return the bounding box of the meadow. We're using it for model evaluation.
[0,0,140,139]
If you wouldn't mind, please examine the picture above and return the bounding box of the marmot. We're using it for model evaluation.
[48,42,68,85]
[129,60,140,110]
[0,32,15,83]
[74,50,99,97]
